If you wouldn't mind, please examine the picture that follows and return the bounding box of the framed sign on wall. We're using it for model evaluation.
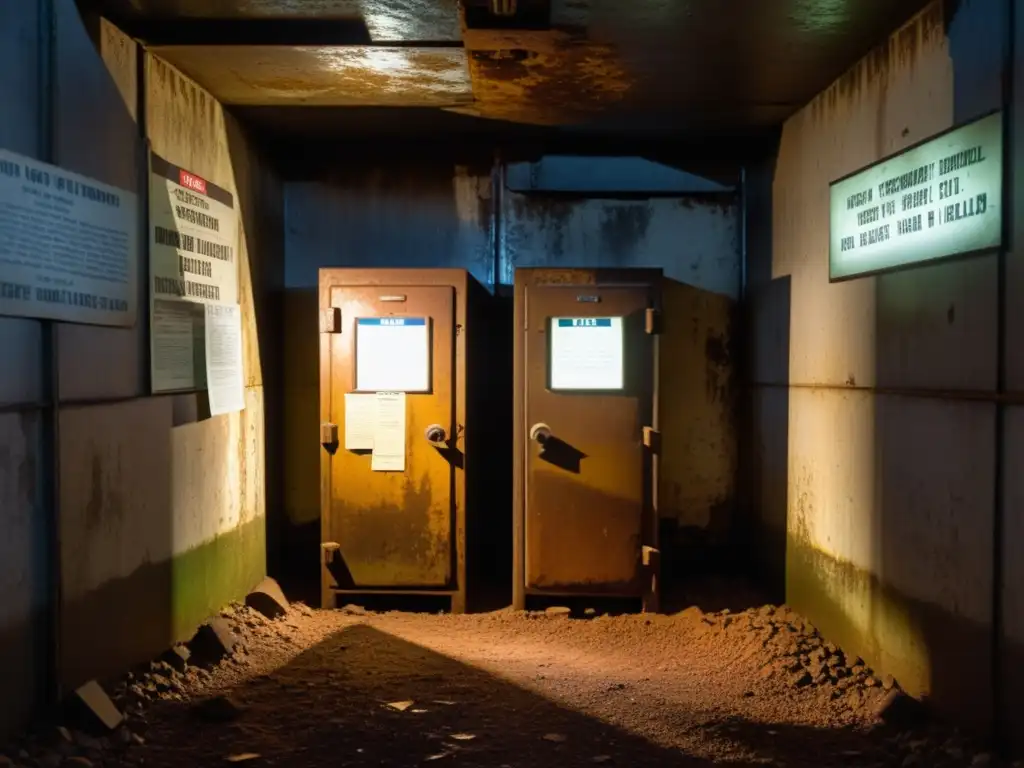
[829,110,1003,282]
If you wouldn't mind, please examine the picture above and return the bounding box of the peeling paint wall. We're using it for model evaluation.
[746,0,1012,740]
[56,47,282,689]
[502,193,740,299]
[0,1,282,734]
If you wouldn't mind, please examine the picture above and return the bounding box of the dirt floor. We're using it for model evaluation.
[5,584,1017,768]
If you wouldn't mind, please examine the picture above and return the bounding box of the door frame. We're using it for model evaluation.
[512,268,663,612]
[318,268,471,613]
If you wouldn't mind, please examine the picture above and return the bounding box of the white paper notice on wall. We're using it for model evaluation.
[204,303,245,416]
[344,393,376,450]
[549,317,624,391]
[0,148,138,326]
[355,317,430,392]
[371,392,406,472]
[151,301,198,392]
[149,153,240,393]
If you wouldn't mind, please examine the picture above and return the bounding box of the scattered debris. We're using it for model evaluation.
[188,618,241,666]
[161,645,191,672]
[0,590,1010,768]
[69,680,124,732]
[191,695,246,723]
[544,607,572,618]
[875,690,927,729]
[245,578,290,620]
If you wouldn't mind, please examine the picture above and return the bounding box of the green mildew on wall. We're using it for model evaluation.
[62,514,266,689]
[170,514,266,641]
[786,533,993,737]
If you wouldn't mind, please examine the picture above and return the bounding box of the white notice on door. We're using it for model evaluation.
[355,317,430,392]
[344,393,376,450]
[204,303,245,416]
[371,392,407,471]
[549,317,624,390]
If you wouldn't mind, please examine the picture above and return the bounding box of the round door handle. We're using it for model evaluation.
[529,423,552,444]
[425,424,447,444]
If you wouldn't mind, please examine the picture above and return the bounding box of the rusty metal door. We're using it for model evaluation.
[524,285,655,595]
[324,284,455,588]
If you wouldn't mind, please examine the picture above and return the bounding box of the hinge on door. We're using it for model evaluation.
[642,545,660,567]
[645,307,661,335]
[321,541,340,566]
[642,426,661,453]
[319,307,341,334]
[320,422,339,448]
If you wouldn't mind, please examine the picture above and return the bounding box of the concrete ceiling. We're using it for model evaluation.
[88,0,934,137]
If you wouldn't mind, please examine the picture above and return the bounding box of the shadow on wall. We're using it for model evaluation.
[789,254,998,740]
[223,118,285,583]
[742,275,791,606]
[279,287,321,602]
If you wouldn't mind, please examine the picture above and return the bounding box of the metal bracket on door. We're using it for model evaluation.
[320,422,339,450]
[644,308,661,335]
[642,426,661,454]
[320,307,341,334]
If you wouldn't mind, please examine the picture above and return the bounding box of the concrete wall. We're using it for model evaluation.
[0,0,282,735]
[1003,0,1024,749]
[59,47,282,688]
[745,0,1013,741]
[282,164,739,583]
[502,192,740,299]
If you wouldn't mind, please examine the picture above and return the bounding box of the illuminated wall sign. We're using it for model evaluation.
[829,111,1003,281]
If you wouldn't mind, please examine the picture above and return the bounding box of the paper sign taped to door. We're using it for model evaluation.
[549,317,624,390]
[355,317,430,392]
[371,392,406,471]
[344,393,376,450]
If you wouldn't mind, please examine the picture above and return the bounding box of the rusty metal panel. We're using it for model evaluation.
[514,268,660,600]
[658,279,736,537]
[150,45,473,107]
[322,279,456,588]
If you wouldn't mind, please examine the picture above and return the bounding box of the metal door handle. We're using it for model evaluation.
[425,424,447,444]
[529,422,552,445]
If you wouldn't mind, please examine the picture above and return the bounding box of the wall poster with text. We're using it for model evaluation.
[149,152,243,412]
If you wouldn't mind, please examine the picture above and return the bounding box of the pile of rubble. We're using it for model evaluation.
[700,605,1015,767]
[0,580,305,768]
